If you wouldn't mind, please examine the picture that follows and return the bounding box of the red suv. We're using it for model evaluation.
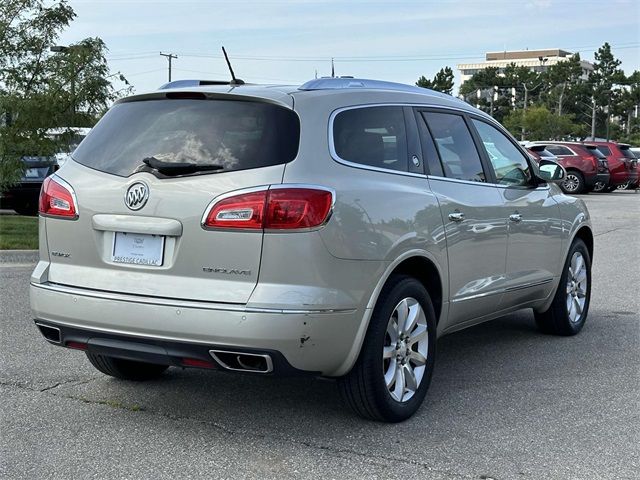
[530,142,610,194]
[585,141,636,192]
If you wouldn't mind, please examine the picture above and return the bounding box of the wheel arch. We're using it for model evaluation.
[573,225,594,260]
[332,251,445,377]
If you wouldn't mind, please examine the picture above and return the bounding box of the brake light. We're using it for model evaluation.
[38,176,78,219]
[203,187,333,230]
[205,190,267,229]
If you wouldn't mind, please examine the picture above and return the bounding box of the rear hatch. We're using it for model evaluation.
[583,145,607,171]
[619,145,638,171]
[42,92,299,304]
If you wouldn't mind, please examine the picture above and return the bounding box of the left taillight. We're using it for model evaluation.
[38,176,78,219]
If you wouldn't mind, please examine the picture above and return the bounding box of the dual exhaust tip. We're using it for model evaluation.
[35,323,274,374]
[209,350,273,374]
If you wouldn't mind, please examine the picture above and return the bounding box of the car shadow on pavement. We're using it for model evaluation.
[58,306,626,444]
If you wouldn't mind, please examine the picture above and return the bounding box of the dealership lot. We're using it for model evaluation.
[1,191,638,479]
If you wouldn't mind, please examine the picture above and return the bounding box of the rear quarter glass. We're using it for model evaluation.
[71,99,300,177]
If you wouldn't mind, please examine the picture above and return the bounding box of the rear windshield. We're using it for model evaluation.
[585,146,606,158]
[72,99,300,177]
[619,146,636,159]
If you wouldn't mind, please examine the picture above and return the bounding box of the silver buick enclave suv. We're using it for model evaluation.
[31,78,593,422]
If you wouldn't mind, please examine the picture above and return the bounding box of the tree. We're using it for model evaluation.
[416,67,454,94]
[613,70,640,139]
[503,106,578,141]
[458,67,511,122]
[0,0,130,191]
[588,42,626,139]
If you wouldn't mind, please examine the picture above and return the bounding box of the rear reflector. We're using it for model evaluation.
[65,341,88,351]
[39,176,78,219]
[203,186,333,230]
[181,357,216,369]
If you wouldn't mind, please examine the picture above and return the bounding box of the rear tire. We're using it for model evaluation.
[603,185,617,193]
[534,239,591,336]
[338,275,437,422]
[592,181,607,193]
[561,171,585,194]
[86,352,169,381]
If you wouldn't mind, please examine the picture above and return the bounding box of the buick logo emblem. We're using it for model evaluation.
[125,182,149,210]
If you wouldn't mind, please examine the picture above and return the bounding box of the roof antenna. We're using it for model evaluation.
[222,46,244,86]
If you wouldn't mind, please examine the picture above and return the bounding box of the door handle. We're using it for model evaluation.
[448,211,465,222]
[509,213,522,223]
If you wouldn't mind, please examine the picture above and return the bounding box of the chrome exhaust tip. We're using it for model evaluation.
[36,323,61,344]
[209,350,273,374]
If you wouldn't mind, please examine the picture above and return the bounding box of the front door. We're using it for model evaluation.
[469,118,563,308]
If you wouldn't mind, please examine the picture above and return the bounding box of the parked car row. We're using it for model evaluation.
[523,140,639,194]
[0,128,89,215]
[0,156,59,215]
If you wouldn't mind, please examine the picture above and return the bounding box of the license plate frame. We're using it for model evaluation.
[111,232,165,266]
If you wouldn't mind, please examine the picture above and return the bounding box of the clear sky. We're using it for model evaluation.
[58,0,640,94]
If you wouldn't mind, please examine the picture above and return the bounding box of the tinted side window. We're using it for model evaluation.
[333,107,408,172]
[597,145,612,156]
[421,112,485,182]
[620,146,636,159]
[545,145,573,156]
[472,119,532,186]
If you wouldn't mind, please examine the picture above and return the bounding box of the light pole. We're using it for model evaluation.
[50,45,77,126]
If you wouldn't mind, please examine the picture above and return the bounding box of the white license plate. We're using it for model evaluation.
[112,232,165,266]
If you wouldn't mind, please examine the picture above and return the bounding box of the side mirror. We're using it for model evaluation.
[536,159,566,183]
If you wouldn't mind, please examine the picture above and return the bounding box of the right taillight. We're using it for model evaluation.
[38,176,78,219]
[203,186,333,230]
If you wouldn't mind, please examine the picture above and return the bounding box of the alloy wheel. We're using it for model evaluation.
[383,297,428,402]
[563,174,580,193]
[566,251,588,323]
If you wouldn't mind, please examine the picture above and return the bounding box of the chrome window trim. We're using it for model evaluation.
[425,175,498,189]
[327,103,538,188]
[328,103,436,179]
[31,281,356,315]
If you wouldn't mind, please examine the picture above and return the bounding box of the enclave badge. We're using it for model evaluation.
[125,182,149,210]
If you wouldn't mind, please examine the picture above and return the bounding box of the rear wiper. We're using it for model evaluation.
[142,156,224,175]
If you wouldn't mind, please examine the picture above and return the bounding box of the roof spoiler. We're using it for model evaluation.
[159,79,239,90]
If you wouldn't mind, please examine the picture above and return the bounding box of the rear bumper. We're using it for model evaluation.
[30,281,364,376]
[585,172,609,188]
[610,169,629,186]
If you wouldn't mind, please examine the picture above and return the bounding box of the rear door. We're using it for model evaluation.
[415,109,508,327]
[44,95,300,304]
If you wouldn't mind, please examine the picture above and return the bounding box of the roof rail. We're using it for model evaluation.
[159,79,235,90]
[298,77,452,98]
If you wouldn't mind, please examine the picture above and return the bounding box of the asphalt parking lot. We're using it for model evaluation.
[1,191,638,480]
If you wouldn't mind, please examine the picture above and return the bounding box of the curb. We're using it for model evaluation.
[0,250,39,264]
